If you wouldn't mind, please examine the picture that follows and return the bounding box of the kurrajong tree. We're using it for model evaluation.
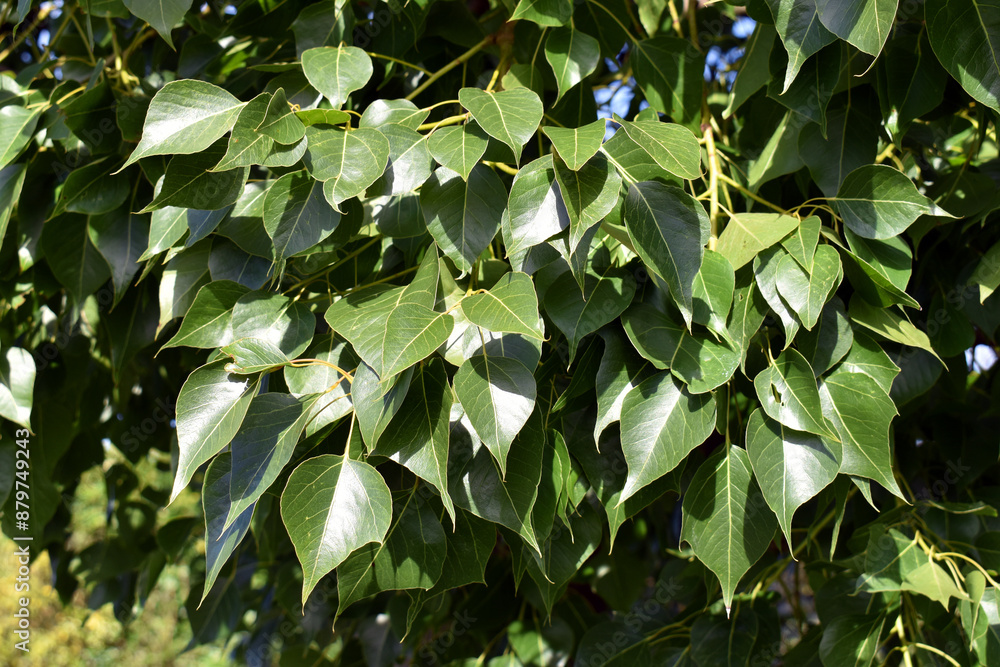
[2,0,1000,663]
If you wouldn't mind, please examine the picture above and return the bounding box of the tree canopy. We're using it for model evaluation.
[2,0,1000,664]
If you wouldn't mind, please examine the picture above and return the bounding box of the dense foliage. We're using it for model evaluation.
[3,0,1000,663]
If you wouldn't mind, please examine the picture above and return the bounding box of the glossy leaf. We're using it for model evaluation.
[619,371,716,503]
[681,445,777,615]
[542,119,605,171]
[280,454,393,605]
[774,244,842,330]
[754,348,836,439]
[420,165,507,273]
[460,271,545,340]
[301,46,373,108]
[454,354,536,477]
[458,87,543,164]
[926,0,1000,112]
[613,116,702,180]
[427,122,489,181]
[624,181,709,326]
[716,212,800,271]
[544,268,636,364]
[371,359,456,524]
[303,126,390,209]
[122,80,245,168]
[544,27,600,102]
[746,409,840,547]
[819,372,904,498]
[171,360,258,502]
[833,165,954,240]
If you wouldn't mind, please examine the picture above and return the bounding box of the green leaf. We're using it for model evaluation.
[0,164,26,242]
[171,360,259,502]
[727,267,769,370]
[542,119,605,171]
[725,24,777,118]
[427,122,489,181]
[692,249,736,337]
[631,36,704,126]
[255,88,306,144]
[122,80,245,168]
[780,215,820,273]
[352,361,413,450]
[371,359,456,525]
[161,280,249,350]
[41,214,111,305]
[53,159,130,216]
[815,0,896,57]
[460,271,545,339]
[366,123,433,197]
[796,296,853,375]
[837,242,919,310]
[283,334,356,435]
[833,165,954,240]
[613,116,702,180]
[0,347,35,431]
[594,328,653,442]
[122,0,191,49]
[420,165,507,273]
[449,409,544,554]
[926,0,1000,113]
[303,126,390,209]
[0,105,40,168]
[763,0,837,91]
[225,392,311,530]
[681,445,777,615]
[301,46,373,108]
[544,27,600,102]
[523,503,602,614]
[623,181,709,326]
[622,303,740,393]
[324,282,454,379]
[544,267,636,364]
[753,348,836,439]
[798,98,881,197]
[295,108,351,126]
[830,330,899,394]
[509,0,573,26]
[280,454,392,605]
[754,246,801,345]
[336,490,446,615]
[619,371,716,503]
[458,87,543,164]
[263,171,340,267]
[819,372,904,498]
[291,0,354,56]
[774,244,842,330]
[818,615,885,667]
[140,141,248,212]
[454,354,536,477]
[213,93,307,170]
[88,208,148,306]
[716,212,800,271]
[220,338,289,374]
[848,296,941,363]
[201,453,253,603]
[505,156,570,267]
[745,408,839,547]
[157,241,211,335]
[553,152,622,252]
[360,99,429,130]
[230,290,315,358]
